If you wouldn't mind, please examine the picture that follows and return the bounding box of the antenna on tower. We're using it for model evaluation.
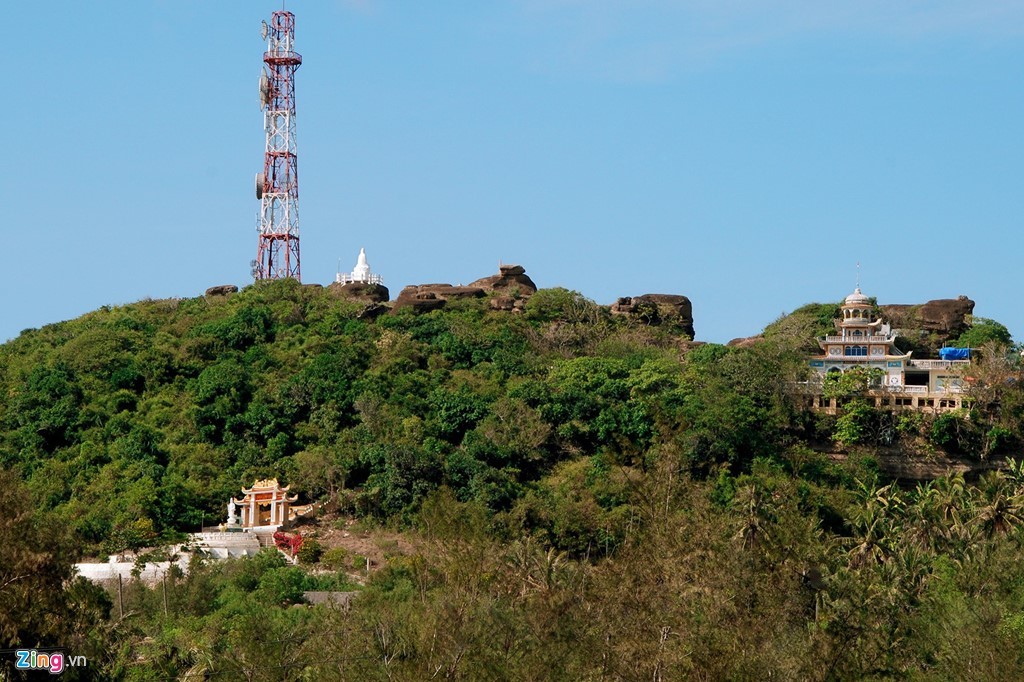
[253,9,303,282]
[856,261,861,290]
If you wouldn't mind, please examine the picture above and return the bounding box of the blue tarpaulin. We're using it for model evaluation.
[939,347,971,360]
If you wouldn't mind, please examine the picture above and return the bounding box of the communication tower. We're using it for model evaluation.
[253,11,302,281]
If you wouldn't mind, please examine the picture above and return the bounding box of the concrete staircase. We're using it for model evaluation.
[190,531,261,559]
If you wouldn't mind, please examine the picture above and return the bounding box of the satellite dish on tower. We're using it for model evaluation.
[259,71,270,108]
[260,20,269,41]
[255,172,265,199]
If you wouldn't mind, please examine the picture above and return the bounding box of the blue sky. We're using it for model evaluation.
[8,1,1024,344]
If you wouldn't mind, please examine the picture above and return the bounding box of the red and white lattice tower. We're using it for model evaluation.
[253,11,302,281]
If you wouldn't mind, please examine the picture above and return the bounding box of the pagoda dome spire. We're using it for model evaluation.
[845,287,869,306]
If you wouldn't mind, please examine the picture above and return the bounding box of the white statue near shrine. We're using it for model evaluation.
[227,499,238,526]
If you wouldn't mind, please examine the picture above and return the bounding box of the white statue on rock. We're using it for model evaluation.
[336,247,383,285]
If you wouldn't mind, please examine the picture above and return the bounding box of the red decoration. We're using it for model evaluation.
[273,531,303,556]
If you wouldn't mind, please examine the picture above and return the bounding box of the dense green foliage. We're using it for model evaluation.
[14,462,1024,679]
[3,283,1024,679]
[0,282,818,552]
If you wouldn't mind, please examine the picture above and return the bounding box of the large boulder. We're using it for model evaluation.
[327,281,390,304]
[468,264,538,297]
[880,296,975,354]
[610,294,694,338]
[205,284,238,297]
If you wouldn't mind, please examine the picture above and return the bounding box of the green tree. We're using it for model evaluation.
[0,471,110,678]
[954,317,1013,348]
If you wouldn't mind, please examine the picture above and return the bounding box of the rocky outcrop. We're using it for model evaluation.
[391,266,538,315]
[391,283,487,313]
[489,296,527,313]
[391,291,447,313]
[881,296,975,355]
[356,303,390,320]
[610,294,695,338]
[397,284,484,302]
[727,335,765,348]
[468,265,538,297]
[205,284,238,297]
[327,281,390,304]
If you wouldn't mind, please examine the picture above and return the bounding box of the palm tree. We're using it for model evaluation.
[906,474,975,557]
[973,472,1024,538]
[734,482,770,552]
[1004,458,1024,496]
[846,481,904,568]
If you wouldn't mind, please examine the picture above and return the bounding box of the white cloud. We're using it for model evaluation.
[513,0,1024,80]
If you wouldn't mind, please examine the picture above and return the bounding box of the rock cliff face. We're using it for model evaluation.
[326,282,390,303]
[610,294,695,338]
[880,296,975,355]
[828,450,1004,481]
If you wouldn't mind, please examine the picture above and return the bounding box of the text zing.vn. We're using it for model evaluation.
[15,649,87,674]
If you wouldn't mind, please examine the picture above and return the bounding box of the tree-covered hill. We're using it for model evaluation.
[0,281,794,552]
[6,281,1024,679]
[0,280,1020,554]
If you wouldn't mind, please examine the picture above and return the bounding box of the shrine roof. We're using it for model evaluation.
[241,478,290,492]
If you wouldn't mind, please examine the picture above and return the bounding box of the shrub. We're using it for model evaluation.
[296,537,323,565]
[524,288,601,324]
[930,413,962,449]
[321,547,349,570]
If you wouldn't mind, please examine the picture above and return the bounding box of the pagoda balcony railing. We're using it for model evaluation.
[821,335,894,343]
[870,385,966,395]
[884,385,927,394]
[336,273,384,285]
[907,359,970,369]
